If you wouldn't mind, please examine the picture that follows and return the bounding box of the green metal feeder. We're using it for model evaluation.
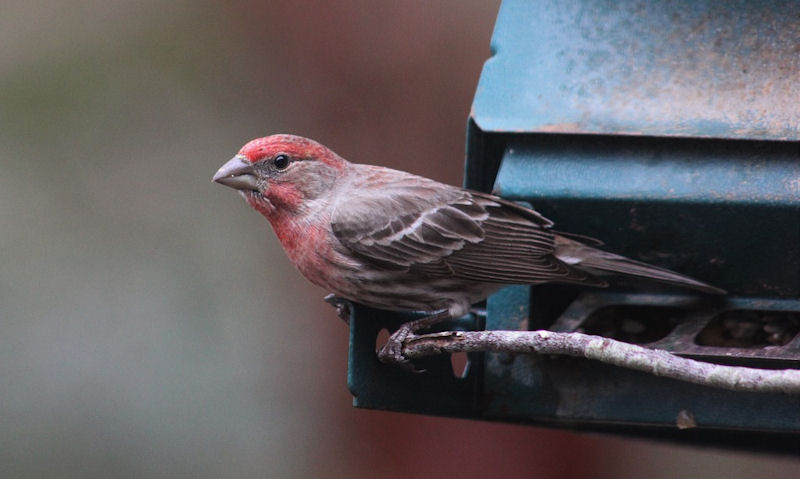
[348,0,800,452]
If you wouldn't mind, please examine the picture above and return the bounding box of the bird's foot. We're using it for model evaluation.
[323,294,352,324]
[377,310,452,372]
[377,323,419,371]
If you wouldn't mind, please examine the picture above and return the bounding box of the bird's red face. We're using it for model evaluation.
[213,134,345,217]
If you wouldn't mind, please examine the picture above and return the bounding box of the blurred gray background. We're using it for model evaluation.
[1,1,797,477]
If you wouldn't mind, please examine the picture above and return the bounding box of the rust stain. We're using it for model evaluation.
[676,409,697,430]
[535,122,585,133]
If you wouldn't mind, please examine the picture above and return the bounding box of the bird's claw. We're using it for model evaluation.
[377,326,425,372]
[323,294,352,323]
[377,311,453,372]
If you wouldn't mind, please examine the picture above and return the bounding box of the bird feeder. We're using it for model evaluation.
[347,0,800,451]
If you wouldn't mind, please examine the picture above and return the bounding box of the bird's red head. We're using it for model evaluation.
[214,134,347,218]
[238,134,340,167]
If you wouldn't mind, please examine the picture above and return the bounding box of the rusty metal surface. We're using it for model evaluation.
[473,0,800,140]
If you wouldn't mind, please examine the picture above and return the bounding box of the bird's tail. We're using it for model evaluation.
[554,237,725,295]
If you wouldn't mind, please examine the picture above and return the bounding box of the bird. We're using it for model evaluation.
[213,134,724,365]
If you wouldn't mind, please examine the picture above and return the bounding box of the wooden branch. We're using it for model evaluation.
[402,330,800,394]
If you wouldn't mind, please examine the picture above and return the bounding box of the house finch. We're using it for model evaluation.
[213,134,723,364]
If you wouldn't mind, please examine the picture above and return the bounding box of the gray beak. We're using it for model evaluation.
[213,155,259,191]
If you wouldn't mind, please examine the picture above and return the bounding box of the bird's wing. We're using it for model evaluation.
[330,171,601,285]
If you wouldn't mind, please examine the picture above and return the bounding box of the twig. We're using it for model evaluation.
[402,330,800,394]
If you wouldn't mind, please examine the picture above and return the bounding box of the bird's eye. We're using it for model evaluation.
[273,154,290,170]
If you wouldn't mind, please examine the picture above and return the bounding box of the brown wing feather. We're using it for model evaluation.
[330,168,604,286]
